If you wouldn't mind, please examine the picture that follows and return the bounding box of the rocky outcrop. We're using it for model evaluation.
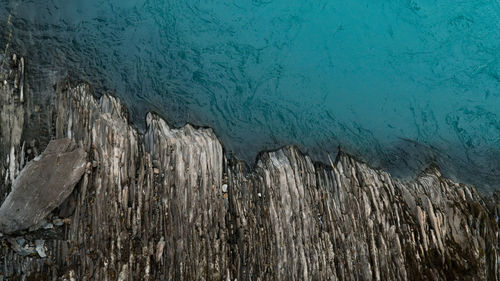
[0,54,25,199]
[0,138,86,234]
[0,54,499,280]
[226,149,499,281]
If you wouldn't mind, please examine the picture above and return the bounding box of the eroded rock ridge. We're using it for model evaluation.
[0,54,499,280]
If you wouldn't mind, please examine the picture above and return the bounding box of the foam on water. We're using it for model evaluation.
[1,0,500,190]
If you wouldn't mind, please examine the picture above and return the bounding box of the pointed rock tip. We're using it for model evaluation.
[145,112,171,130]
[145,112,157,125]
[419,162,442,178]
[334,147,354,164]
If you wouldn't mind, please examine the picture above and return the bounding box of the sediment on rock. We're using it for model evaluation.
[0,54,499,280]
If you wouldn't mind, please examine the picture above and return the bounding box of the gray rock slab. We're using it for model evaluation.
[0,138,86,234]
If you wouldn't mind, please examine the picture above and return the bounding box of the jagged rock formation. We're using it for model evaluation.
[0,54,25,197]
[0,54,499,280]
[0,138,86,234]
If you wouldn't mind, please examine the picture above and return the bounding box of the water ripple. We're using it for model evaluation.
[1,0,500,191]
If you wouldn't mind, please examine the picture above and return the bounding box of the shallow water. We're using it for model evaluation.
[1,0,500,191]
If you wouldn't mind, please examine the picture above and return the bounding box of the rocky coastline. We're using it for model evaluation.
[0,54,499,280]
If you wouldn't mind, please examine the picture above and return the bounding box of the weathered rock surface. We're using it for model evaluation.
[0,54,25,199]
[0,54,499,280]
[0,138,86,234]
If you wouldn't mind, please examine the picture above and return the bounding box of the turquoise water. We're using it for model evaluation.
[2,0,500,190]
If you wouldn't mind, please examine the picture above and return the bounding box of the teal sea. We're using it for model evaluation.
[1,0,500,190]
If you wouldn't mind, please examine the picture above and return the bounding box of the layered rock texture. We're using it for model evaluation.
[0,54,499,280]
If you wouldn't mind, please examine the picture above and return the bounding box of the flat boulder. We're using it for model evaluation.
[0,138,87,234]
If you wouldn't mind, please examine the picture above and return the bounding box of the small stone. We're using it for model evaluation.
[53,218,64,226]
[16,238,25,246]
[35,240,47,258]
[153,168,160,174]
[92,161,98,168]
[22,245,36,256]
[155,237,165,262]
[258,192,262,198]
[7,237,34,256]
[69,270,77,281]
[221,184,228,193]
[43,222,53,230]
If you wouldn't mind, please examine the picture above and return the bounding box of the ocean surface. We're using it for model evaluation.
[1,0,500,191]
